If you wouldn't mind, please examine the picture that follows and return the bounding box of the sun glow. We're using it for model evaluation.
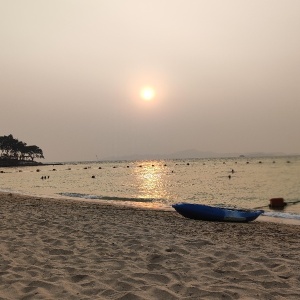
[140,87,155,101]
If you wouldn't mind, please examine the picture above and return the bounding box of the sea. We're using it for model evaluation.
[1,156,300,222]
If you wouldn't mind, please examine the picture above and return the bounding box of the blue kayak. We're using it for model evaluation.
[172,203,264,222]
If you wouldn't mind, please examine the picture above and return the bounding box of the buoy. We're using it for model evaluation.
[269,198,286,209]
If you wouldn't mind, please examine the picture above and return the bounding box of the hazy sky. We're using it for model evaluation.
[1,0,300,162]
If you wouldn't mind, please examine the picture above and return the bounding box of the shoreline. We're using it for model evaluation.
[259,215,300,226]
[1,191,300,226]
[0,162,63,168]
[1,191,300,299]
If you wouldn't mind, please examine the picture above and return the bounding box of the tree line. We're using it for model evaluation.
[0,134,44,162]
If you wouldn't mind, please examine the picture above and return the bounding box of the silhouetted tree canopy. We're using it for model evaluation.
[0,134,44,162]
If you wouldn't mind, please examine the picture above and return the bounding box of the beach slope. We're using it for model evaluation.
[1,192,299,299]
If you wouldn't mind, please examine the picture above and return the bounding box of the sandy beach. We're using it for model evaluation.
[1,192,299,300]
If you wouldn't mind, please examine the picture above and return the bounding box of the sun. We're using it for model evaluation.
[140,87,155,101]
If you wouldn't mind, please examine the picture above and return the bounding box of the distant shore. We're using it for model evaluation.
[1,191,300,299]
[0,160,63,168]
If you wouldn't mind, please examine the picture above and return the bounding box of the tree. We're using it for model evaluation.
[24,145,44,161]
[0,135,18,158]
[0,134,44,162]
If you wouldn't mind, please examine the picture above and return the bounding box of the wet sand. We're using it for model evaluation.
[1,192,300,299]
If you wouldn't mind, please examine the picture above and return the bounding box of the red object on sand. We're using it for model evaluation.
[269,198,286,208]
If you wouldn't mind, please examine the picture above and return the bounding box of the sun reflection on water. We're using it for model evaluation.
[133,162,171,201]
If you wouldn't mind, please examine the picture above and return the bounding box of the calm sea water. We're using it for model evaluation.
[1,156,300,220]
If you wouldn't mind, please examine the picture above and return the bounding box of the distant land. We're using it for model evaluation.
[102,149,299,162]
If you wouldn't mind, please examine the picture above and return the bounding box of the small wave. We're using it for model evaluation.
[58,192,154,203]
[263,211,300,220]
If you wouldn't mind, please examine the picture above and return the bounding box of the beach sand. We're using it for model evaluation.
[1,192,299,300]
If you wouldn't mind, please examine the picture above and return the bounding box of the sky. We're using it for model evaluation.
[1,0,300,162]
